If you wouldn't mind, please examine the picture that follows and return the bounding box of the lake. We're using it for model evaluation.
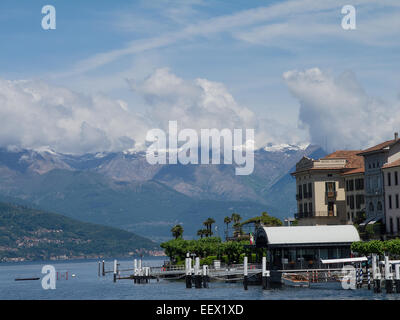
[1,258,399,300]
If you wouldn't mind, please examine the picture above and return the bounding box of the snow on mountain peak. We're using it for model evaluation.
[264,143,310,152]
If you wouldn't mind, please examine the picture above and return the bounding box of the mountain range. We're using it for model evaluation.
[0,144,326,242]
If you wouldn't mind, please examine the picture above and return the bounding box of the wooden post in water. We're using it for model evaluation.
[243,256,248,290]
[366,258,371,290]
[202,265,208,288]
[394,263,400,293]
[98,261,101,277]
[261,256,270,290]
[185,254,192,289]
[102,260,105,277]
[194,257,202,288]
[385,255,393,294]
[133,259,138,283]
[113,259,117,283]
[372,254,381,293]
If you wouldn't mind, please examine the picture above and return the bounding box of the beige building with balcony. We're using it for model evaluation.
[291,151,364,226]
[343,167,365,224]
[382,159,400,235]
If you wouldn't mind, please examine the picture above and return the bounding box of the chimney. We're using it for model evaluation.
[395,132,399,141]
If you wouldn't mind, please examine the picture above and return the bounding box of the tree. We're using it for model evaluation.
[197,229,207,239]
[203,218,216,237]
[231,213,242,237]
[241,212,282,227]
[224,216,232,239]
[231,213,242,224]
[171,224,184,239]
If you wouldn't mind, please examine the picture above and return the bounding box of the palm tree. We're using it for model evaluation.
[231,213,242,224]
[224,216,232,239]
[231,213,242,238]
[171,224,183,239]
[203,218,215,237]
[197,229,207,239]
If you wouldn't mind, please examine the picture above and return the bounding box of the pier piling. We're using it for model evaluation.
[194,257,202,288]
[202,265,208,288]
[102,260,105,277]
[384,255,393,294]
[113,259,117,283]
[185,255,192,289]
[261,256,270,290]
[395,264,400,293]
[243,257,248,290]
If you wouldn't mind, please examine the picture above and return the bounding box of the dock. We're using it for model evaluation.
[98,253,400,294]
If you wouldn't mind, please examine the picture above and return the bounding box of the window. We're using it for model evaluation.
[355,178,364,190]
[325,182,336,192]
[395,172,399,186]
[388,172,392,186]
[348,180,354,191]
[396,194,399,209]
[389,195,392,209]
[298,185,302,199]
[303,184,307,198]
[356,195,364,209]
[397,218,400,234]
[308,183,312,198]
[390,218,394,234]
[308,203,312,214]
[349,196,355,210]
[369,202,374,212]
[377,201,383,211]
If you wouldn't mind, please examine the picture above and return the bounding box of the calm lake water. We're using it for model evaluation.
[0,258,399,300]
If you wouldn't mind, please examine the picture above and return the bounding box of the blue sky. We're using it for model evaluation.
[0,0,399,153]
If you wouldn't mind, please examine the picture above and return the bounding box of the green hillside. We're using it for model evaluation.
[0,202,159,262]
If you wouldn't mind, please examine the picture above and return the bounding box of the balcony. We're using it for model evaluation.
[325,191,337,199]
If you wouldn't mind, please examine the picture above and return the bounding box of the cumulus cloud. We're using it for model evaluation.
[283,68,400,151]
[0,70,299,154]
[0,79,150,154]
[129,68,295,149]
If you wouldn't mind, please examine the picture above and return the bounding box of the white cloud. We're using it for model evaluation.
[54,0,400,78]
[0,70,303,154]
[283,68,400,151]
[129,68,301,148]
[0,79,150,154]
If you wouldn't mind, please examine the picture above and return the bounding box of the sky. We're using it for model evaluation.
[0,0,399,154]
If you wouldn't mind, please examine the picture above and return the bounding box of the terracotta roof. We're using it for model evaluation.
[382,159,400,169]
[322,150,364,169]
[342,167,365,176]
[358,139,399,155]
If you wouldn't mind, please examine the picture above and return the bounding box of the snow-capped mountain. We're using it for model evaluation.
[0,143,325,239]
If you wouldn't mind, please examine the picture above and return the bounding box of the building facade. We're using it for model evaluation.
[382,159,400,235]
[343,169,365,224]
[357,134,400,226]
[291,151,364,226]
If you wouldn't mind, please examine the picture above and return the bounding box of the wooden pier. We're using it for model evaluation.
[98,254,400,294]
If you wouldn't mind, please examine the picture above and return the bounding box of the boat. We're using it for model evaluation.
[281,273,309,287]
